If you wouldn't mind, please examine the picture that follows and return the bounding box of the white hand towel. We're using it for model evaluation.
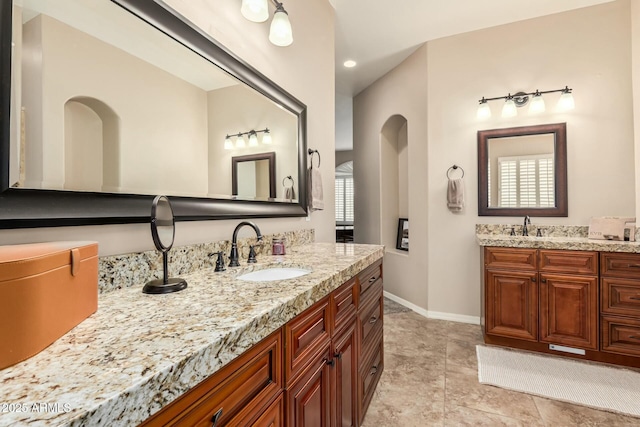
[307,167,324,211]
[284,186,295,201]
[447,178,464,212]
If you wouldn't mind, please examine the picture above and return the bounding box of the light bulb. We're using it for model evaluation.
[557,90,575,111]
[269,6,293,47]
[529,93,546,114]
[502,98,517,118]
[262,130,272,144]
[224,136,234,150]
[241,0,268,22]
[477,100,491,119]
[249,132,258,147]
[236,135,246,148]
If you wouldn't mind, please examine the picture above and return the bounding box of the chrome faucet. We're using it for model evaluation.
[523,216,531,236]
[229,221,263,267]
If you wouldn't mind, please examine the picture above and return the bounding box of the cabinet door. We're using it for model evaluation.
[286,347,332,427]
[540,273,598,350]
[333,322,358,427]
[485,270,538,341]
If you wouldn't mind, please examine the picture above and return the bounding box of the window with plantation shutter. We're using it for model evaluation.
[335,161,354,225]
[497,154,554,208]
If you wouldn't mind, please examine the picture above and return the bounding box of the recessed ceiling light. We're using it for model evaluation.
[343,60,357,68]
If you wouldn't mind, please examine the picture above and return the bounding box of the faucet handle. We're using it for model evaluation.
[510,227,516,236]
[214,252,226,272]
[536,228,542,237]
[247,246,257,263]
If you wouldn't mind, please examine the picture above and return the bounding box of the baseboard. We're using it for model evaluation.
[383,291,480,325]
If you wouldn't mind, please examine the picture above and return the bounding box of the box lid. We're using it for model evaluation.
[0,241,98,282]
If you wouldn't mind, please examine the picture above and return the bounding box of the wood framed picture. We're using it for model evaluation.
[396,218,409,251]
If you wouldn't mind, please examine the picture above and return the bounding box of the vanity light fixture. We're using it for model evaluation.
[477,86,574,119]
[224,128,272,150]
[241,0,269,22]
[241,0,293,47]
[248,131,259,147]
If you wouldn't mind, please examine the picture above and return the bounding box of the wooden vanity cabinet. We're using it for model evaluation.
[538,250,598,350]
[285,259,384,427]
[140,259,383,427]
[484,247,538,341]
[601,252,640,357]
[139,329,283,427]
[484,247,598,350]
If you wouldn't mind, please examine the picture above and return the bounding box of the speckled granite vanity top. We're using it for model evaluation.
[476,224,640,253]
[0,243,383,427]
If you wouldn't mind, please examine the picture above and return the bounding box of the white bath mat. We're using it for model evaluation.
[476,344,640,418]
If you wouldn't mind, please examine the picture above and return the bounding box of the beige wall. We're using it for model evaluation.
[1,0,335,255]
[354,46,429,309]
[633,0,640,222]
[335,150,353,167]
[355,0,635,321]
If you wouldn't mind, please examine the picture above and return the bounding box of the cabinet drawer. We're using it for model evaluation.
[601,253,640,278]
[141,329,282,427]
[484,247,537,271]
[358,334,383,425]
[601,315,640,357]
[359,284,383,361]
[244,392,283,427]
[358,260,382,302]
[601,277,640,317]
[332,277,358,336]
[284,296,331,385]
[539,250,598,275]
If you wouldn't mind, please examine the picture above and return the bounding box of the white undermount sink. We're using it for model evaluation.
[236,267,312,282]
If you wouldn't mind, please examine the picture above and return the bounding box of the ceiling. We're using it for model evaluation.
[331,0,615,151]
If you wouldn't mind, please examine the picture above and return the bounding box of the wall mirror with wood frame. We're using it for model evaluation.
[232,152,276,199]
[477,123,567,217]
[0,0,307,229]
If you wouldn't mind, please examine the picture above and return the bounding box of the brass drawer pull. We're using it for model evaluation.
[370,365,378,376]
[628,264,640,268]
[368,316,378,324]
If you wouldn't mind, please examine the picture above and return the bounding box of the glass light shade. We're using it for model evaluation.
[269,10,293,47]
[241,0,269,22]
[236,135,246,148]
[262,131,272,144]
[224,136,234,150]
[557,92,575,111]
[249,132,259,147]
[476,102,491,119]
[502,99,517,118]
[529,95,546,114]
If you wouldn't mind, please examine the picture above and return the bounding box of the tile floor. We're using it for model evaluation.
[362,298,640,426]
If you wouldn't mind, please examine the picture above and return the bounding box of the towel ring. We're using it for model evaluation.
[446,165,464,179]
[308,148,321,168]
[282,175,294,188]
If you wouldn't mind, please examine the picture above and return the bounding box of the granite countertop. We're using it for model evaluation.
[476,233,640,253]
[0,243,384,427]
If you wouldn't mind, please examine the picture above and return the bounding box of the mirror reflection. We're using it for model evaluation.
[477,123,567,217]
[10,0,299,201]
[487,134,555,208]
[232,152,276,199]
[155,197,175,249]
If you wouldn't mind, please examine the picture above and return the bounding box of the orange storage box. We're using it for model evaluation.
[0,241,98,370]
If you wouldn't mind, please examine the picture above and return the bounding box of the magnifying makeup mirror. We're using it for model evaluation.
[142,195,188,294]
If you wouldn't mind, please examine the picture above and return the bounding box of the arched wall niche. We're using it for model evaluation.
[380,114,408,251]
[64,96,120,192]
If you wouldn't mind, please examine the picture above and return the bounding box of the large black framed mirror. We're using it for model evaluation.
[0,0,307,229]
[477,123,567,217]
